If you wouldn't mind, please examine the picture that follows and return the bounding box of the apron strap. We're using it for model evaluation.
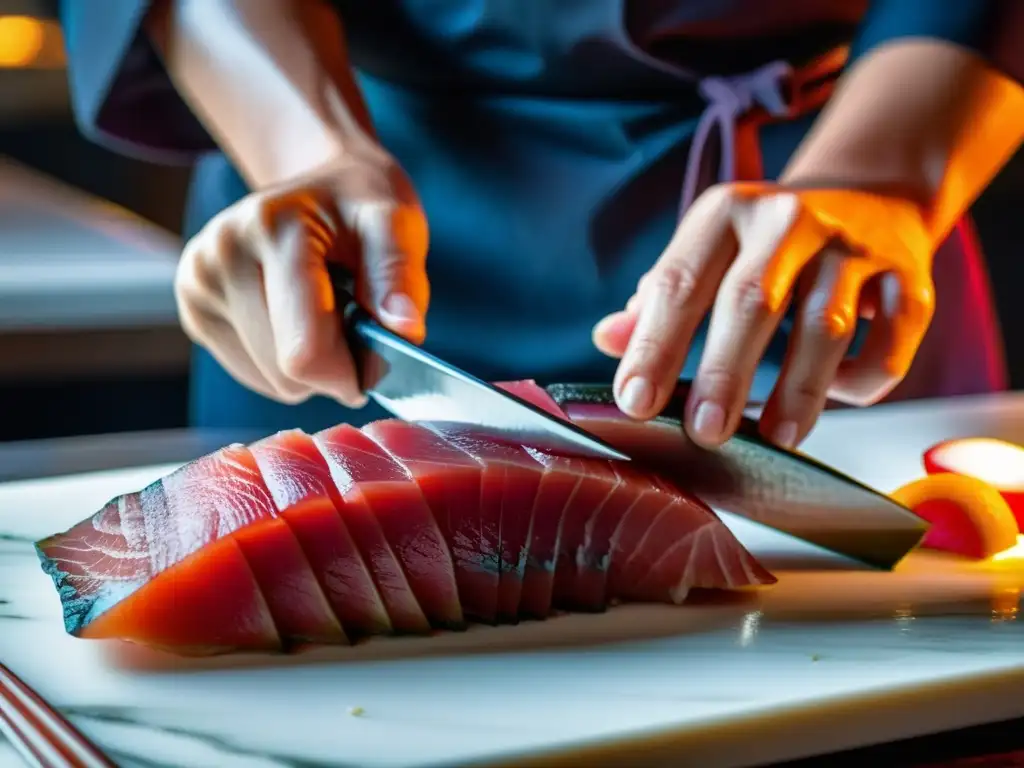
[679,46,849,217]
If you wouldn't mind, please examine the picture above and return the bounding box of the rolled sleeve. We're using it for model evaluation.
[57,0,215,164]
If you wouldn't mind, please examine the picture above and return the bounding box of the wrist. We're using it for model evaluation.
[252,86,389,189]
[778,145,934,210]
[780,40,1024,242]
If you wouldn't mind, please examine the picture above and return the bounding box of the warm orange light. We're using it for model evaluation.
[991,534,1024,563]
[0,16,45,68]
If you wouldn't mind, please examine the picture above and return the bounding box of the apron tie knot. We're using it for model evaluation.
[680,59,794,214]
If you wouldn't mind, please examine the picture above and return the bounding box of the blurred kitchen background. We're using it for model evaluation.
[0,2,1022,448]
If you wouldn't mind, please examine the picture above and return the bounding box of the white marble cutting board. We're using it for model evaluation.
[3,395,1024,768]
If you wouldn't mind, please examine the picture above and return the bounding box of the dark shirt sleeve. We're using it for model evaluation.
[847,0,1024,82]
[56,0,215,164]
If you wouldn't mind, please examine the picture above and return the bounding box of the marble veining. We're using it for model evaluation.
[2,398,1024,768]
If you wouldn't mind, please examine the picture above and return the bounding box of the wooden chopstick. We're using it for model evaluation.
[0,663,115,768]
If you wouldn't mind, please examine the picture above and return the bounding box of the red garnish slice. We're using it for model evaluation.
[891,474,1019,560]
[923,438,1024,528]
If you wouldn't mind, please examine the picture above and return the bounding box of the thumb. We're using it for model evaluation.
[355,201,430,343]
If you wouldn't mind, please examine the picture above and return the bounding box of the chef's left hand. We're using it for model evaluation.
[592,182,936,450]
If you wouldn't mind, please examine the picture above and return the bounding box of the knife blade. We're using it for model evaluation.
[696,427,928,570]
[329,267,629,461]
[546,382,929,570]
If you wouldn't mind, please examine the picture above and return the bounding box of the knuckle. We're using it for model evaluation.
[701,182,740,211]
[728,272,771,320]
[175,246,214,307]
[192,214,247,276]
[801,303,854,340]
[785,377,829,411]
[649,262,701,310]
[625,333,676,376]
[903,285,935,325]
[693,364,742,401]
[176,305,204,344]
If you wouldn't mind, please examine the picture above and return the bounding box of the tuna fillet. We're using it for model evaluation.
[36,381,775,656]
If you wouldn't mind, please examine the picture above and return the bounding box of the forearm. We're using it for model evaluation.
[781,39,1024,240]
[145,0,378,189]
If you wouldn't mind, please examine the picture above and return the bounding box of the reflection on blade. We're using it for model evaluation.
[544,379,929,571]
[688,433,928,570]
[352,320,630,462]
[620,416,928,570]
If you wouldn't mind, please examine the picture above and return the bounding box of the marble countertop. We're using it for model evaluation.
[2,395,1024,768]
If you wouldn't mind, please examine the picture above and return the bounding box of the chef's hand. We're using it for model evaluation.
[174,152,429,407]
[592,182,936,450]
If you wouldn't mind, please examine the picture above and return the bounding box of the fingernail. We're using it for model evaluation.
[379,293,423,336]
[691,400,726,443]
[619,376,654,417]
[380,292,418,322]
[772,420,799,449]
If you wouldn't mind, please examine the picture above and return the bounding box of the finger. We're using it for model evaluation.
[758,244,865,449]
[685,257,791,449]
[612,187,740,420]
[175,236,288,401]
[175,259,282,402]
[213,228,314,405]
[734,192,832,312]
[830,271,935,405]
[348,200,430,343]
[259,210,368,407]
[685,193,828,446]
[592,309,637,359]
[180,302,284,402]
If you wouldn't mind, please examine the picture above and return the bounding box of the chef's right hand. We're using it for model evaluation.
[174,153,430,407]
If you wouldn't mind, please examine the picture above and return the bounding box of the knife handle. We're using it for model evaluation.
[327,261,385,342]
[326,261,377,390]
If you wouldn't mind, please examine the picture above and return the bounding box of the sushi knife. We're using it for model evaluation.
[547,382,930,571]
[327,265,630,461]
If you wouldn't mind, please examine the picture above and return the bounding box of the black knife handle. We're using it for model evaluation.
[327,261,384,337]
[326,261,380,393]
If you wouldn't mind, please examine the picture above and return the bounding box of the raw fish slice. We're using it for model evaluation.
[604,481,677,601]
[160,445,341,647]
[80,534,279,655]
[494,380,569,419]
[611,482,701,592]
[498,379,648,611]
[571,465,658,611]
[519,450,622,619]
[36,487,280,654]
[629,520,776,604]
[250,430,391,638]
[36,497,150,630]
[232,519,347,647]
[315,425,437,633]
[428,428,544,623]
[550,460,620,611]
[615,488,738,597]
[363,420,481,623]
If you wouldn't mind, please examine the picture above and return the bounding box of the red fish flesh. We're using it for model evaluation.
[36,381,775,656]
